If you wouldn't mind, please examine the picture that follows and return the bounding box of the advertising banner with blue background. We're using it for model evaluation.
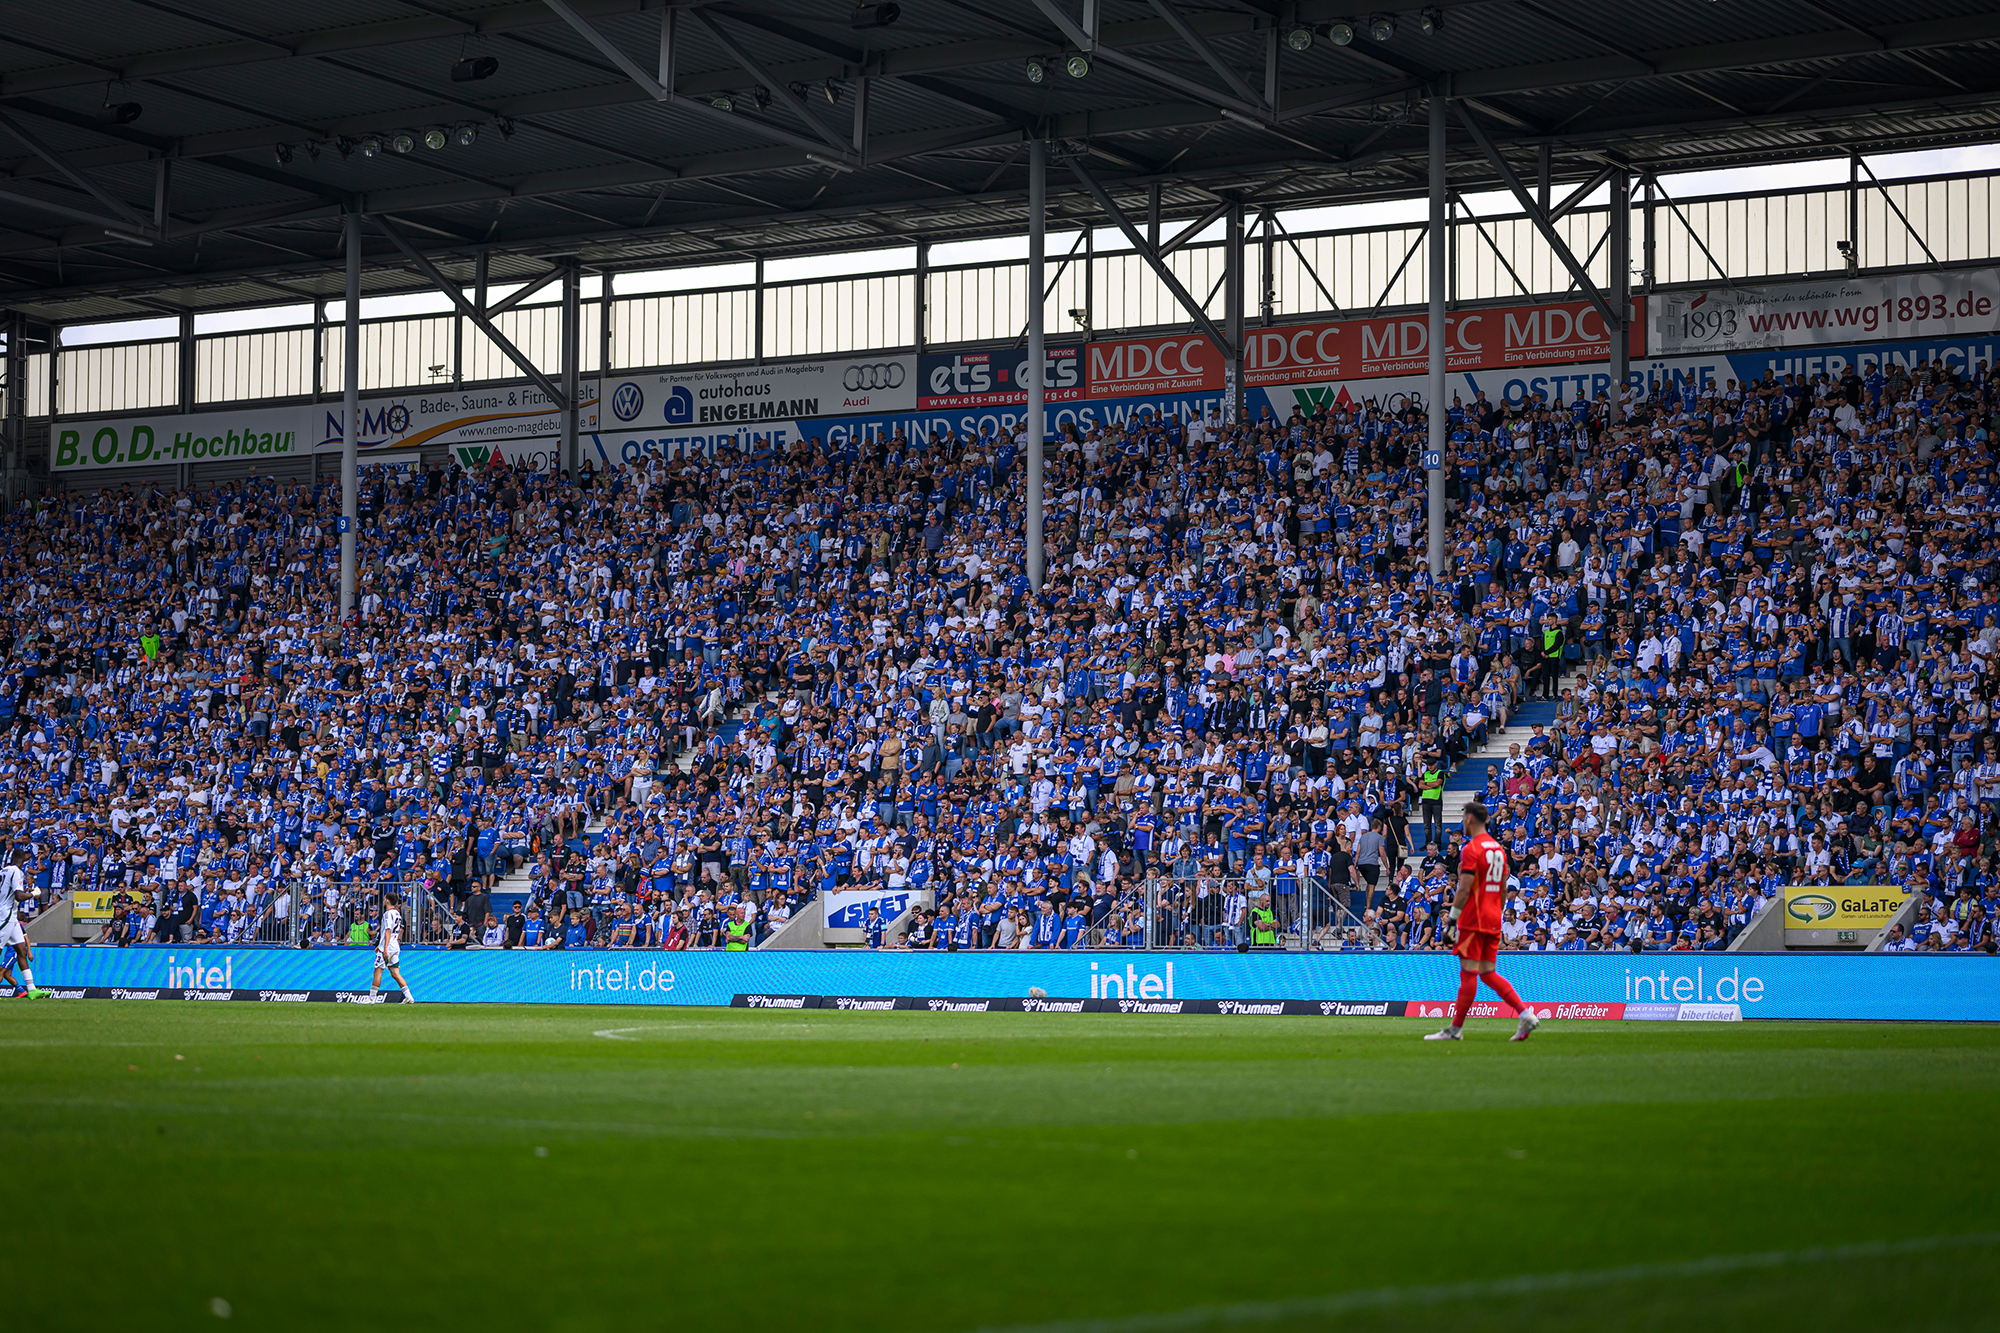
[35,946,2000,1020]
[822,889,915,931]
[586,331,1999,473]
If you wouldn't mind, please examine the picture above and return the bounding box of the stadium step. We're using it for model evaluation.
[1405,676,1583,865]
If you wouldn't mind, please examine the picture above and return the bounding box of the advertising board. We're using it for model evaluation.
[32,947,2000,1021]
[919,346,1082,409]
[1240,298,1647,387]
[52,383,600,473]
[1652,269,2000,356]
[1783,885,1912,948]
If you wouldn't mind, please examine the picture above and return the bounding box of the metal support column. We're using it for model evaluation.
[1425,92,1446,581]
[599,270,614,387]
[1147,183,1160,251]
[46,325,58,476]
[1847,151,1861,272]
[1225,201,1244,423]
[1609,168,1630,424]
[340,210,359,619]
[753,258,766,364]
[1447,195,1459,305]
[561,262,581,480]
[1259,211,1276,326]
[1642,175,1656,293]
[1084,226,1095,339]
[3,314,22,488]
[1026,138,1046,592]
[178,310,195,492]
[913,240,929,353]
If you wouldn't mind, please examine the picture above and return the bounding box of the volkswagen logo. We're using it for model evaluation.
[611,381,645,422]
[843,362,906,392]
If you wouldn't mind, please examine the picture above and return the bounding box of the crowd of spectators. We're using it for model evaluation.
[9,342,2000,958]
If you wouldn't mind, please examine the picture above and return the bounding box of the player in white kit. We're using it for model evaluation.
[0,853,46,998]
[368,891,416,1004]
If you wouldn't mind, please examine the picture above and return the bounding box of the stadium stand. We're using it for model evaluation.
[9,346,2000,961]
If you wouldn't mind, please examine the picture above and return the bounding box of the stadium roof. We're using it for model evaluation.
[3,0,1999,324]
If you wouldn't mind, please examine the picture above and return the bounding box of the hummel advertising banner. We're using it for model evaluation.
[1652,269,2000,357]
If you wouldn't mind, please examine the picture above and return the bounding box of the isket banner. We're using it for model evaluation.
[1652,270,2000,356]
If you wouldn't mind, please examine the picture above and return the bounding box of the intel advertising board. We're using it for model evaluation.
[32,947,2000,1021]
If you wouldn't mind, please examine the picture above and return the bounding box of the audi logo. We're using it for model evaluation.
[843,362,906,391]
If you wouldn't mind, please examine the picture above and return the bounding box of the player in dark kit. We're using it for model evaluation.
[1425,801,1541,1042]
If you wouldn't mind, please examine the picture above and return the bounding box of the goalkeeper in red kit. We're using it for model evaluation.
[1424,801,1542,1042]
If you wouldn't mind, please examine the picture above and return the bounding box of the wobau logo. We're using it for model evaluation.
[1089,960,1175,1000]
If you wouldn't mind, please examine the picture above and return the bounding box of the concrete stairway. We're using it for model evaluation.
[1409,672,1587,864]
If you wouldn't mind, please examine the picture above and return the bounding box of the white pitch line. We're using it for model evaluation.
[970,1232,2000,1333]
[590,1023,819,1039]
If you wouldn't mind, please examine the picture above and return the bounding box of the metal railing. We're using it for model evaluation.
[1129,873,1390,951]
[28,164,2000,419]
[287,879,460,948]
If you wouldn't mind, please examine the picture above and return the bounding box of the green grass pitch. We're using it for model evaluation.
[5,1004,1997,1332]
